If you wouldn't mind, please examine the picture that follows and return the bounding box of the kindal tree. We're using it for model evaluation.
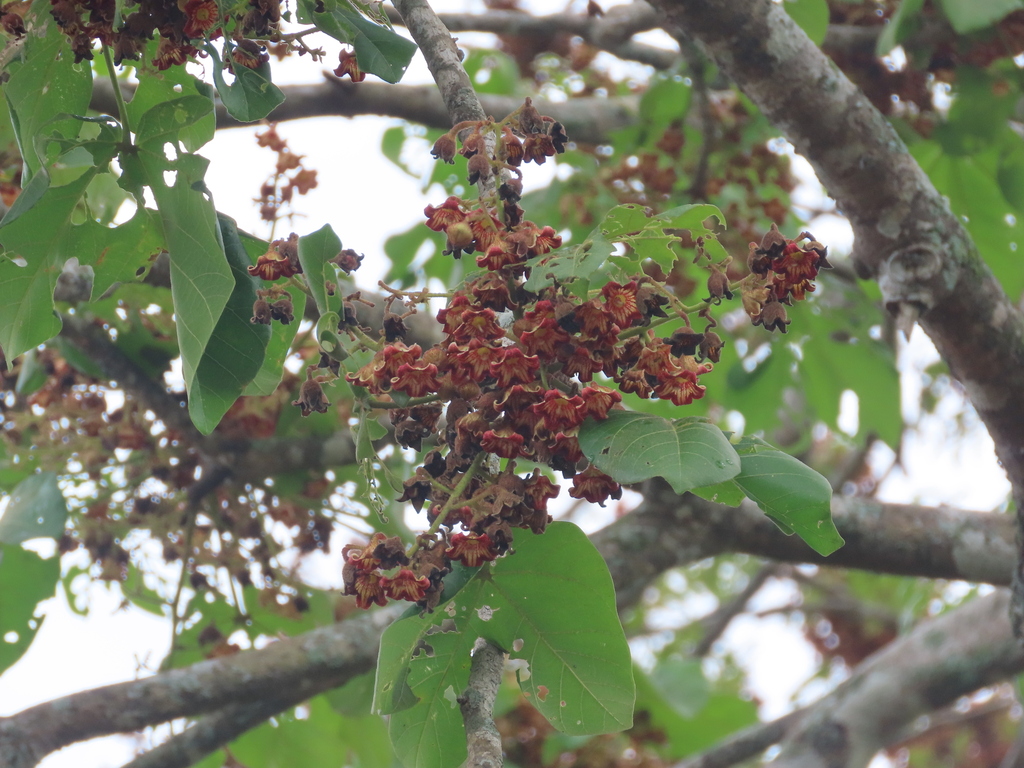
[2,0,1024,767]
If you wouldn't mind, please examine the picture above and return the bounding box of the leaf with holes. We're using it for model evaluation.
[135,149,235,428]
[0,169,97,359]
[578,412,741,494]
[374,522,634,768]
[0,544,59,675]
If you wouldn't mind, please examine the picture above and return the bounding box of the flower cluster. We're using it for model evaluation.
[254,126,319,225]
[740,223,832,333]
[44,0,301,71]
[310,101,829,611]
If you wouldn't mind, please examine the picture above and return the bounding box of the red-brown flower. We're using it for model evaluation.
[247,246,300,281]
[602,281,642,328]
[391,362,440,398]
[453,308,506,344]
[524,471,560,512]
[334,49,365,81]
[519,317,570,358]
[531,389,585,432]
[447,533,500,567]
[449,339,501,384]
[424,196,466,232]
[481,427,526,459]
[569,465,622,506]
[579,386,622,420]
[352,570,388,609]
[381,569,430,601]
[490,347,540,388]
[653,370,706,406]
[183,0,219,38]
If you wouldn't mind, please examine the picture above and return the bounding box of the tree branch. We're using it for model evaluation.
[772,591,1024,768]
[651,0,1024,631]
[119,697,289,768]
[690,562,779,657]
[89,79,637,145]
[459,641,505,768]
[58,314,202,445]
[677,708,805,768]
[386,2,679,70]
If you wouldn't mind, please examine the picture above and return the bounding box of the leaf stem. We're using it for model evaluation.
[102,45,133,146]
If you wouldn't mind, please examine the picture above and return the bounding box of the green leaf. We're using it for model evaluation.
[187,216,272,434]
[523,233,615,296]
[648,658,709,718]
[696,435,842,556]
[3,14,92,180]
[300,0,417,83]
[0,472,68,544]
[134,95,217,149]
[205,42,285,123]
[14,348,46,396]
[0,543,60,675]
[375,523,634,768]
[689,478,747,507]
[783,0,829,45]
[72,207,165,298]
[578,412,741,494]
[126,61,216,153]
[938,0,1023,33]
[298,224,343,316]
[136,150,235,422]
[463,49,521,96]
[0,169,97,358]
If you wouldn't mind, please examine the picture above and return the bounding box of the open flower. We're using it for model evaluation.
[381,569,431,601]
[447,533,500,567]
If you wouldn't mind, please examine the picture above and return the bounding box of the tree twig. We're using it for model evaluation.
[690,563,779,657]
[459,641,505,768]
[676,708,805,768]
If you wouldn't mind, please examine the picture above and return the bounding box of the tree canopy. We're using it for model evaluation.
[2,0,1024,767]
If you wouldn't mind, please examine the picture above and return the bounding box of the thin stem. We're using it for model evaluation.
[102,45,132,145]
[409,452,485,558]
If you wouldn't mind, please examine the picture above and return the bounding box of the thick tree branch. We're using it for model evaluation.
[387,2,679,70]
[89,78,637,145]
[651,0,1024,630]
[772,590,1024,768]
[0,605,401,768]
[459,642,505,768]
[677,708,805,768]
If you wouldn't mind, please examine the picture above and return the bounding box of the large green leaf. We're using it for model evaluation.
[375,522,634,768]
[73,207,165,298]
[298,224,344,316]
[0,543,60,675]
[0,472,68,544]
[0,169,97,358]
[938,0,1023,33]
[3,12,92,180]
[186,216,272,434]
[299,0,417,83]
[692,435,842,556]
[136,150,235,421]
[578,412,741,494]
